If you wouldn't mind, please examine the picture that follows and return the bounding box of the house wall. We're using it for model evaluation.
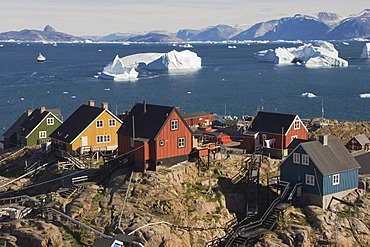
[21,115,61,146]
[322,169,358,195]
[280,146,323,196]
[71,111,121,152]
[299,188,356,209]
[156,111,192,160]
[345,139,363,151]
[241,135,255,153]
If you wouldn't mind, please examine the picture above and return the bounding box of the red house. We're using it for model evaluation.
[181,111,214,127]
[117,102,193,171]
[345,134,370,151]
[241,111,308,157]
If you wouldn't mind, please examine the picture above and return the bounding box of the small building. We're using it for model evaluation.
[241,111,308,157]
[18,107,62,147]
[117,102,193,171]
[280,136,360,209]
[193,129,232,145]
[181,111,214,127]
[355,152,370,174]
[345,134,370,151]
[50,101,122,154]
[3,110,32,149]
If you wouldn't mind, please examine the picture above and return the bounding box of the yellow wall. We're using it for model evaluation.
[70,111,122,151]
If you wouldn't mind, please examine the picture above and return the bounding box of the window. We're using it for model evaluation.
[96,120,103,128]
[171,120,178,130]
[302,154,309,165]
[108,119,116,127]
[305,174,315,186]
[39,131,47,139]
[96,135,110,143]
[178,137,185,148]
[46,118,54,125]
[333,174,340,185]
[293,153,300,164]
[262,134,267,140]
[294,120,300,130]
[159,139,165,146]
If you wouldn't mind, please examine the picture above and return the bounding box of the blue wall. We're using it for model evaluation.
[322,169,358,195]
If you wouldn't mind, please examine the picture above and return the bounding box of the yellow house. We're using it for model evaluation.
[50,100,122,154]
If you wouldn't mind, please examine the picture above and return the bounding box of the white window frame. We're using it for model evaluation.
[178,137,185,148]
[293,153,300,164]
[305,174,315,186]
[108,119,116,127]
[171,119,179,131]
[333,174,340,185]
[302,154,309,165]
[39,131,47,139]
[262,134,267,140]
[294,120,300,130]
[46,118,54,125]
[96,135,110,143]
[96,120,103,128]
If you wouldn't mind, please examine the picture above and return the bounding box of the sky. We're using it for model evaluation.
[0,0,368,36]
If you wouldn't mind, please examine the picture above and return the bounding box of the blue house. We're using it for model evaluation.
[280,135,360,209]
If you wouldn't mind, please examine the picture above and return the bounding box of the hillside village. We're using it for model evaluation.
[1,100,370,246]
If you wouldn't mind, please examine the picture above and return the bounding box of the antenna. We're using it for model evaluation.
[321,99,324,119]
[132,116,135,139]
[224,104,227,116]
[260,98,264,111]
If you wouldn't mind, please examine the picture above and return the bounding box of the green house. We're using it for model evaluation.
[19,107,62,147]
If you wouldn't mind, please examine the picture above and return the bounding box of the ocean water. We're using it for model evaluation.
[0,41,370,136]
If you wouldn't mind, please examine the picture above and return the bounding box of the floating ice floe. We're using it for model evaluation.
[257,41,348,67]
[360,93,370,98]
[360,43,370,59]
[98,50,201,81]
[228,45,237,49]
[301,92,317,98]
[179,43,193,48]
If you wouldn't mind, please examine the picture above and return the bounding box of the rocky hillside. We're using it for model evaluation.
[1,118,370,246]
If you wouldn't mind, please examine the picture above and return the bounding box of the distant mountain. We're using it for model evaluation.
[188,25,240,41]
[126,33,182,42]
[326,9,370,40]
[232,14,330,41]
[176,29,201,41]
[0,25,83,42]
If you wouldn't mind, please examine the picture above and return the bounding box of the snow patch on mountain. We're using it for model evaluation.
[360,43,370,59]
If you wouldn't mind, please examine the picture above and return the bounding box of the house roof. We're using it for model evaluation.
[19,108,61,138]
[117,102,191,140]
[287,138,311,151]
[355,152,370,174]
[49,104,106,143]
[299,137,360,176]
[3,111,30,138]
[193,129,224,138]
[351,134,370,146]
[181,111,214,119]
[248,111,298,134]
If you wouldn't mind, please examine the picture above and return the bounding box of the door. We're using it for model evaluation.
[81,136,88,153]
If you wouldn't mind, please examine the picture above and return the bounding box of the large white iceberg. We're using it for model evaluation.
[257,41,348,67]
[360,43,370,59]
[99,55,139,81]
[98,50,201,80]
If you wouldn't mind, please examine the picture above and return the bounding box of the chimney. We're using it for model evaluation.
[40,106,46,113]
[26,109,33,116]
[318,135,328,146]
[88,100,95,107]
[143,100,147,113]
[102,102,108,110]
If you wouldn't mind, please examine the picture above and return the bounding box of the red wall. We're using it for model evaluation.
[185,114,214,126]
[156,111,192,160]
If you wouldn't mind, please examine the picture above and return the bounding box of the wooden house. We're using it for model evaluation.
[181,111,214,127]
[241,111,308,157]
[280,135,360,209]
[17,107,62,147]
[345,134,370,151]
[193,129,232,145]
[50,101,122,154]
[117,102,193,171]
[3,110,32,149]
[355,152,370,174]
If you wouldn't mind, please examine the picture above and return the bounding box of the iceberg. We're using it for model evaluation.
[98,50,201,80]
[360,43,370,59]
[301,92,317,98]
[360,93,370,98]
[98,55,139,81]
[257,41,348,67]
